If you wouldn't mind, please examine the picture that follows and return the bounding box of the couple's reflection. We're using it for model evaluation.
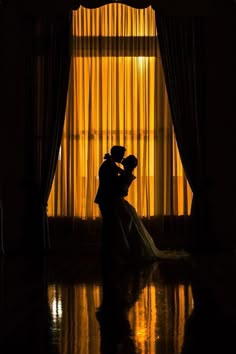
[180,252,236,354]
[96,257,156,354]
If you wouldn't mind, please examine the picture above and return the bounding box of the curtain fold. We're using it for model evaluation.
[48,5,192,219]
[31,13,72,249]
[154,15,207,234]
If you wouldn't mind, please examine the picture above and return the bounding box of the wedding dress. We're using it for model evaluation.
[109,171,189,263]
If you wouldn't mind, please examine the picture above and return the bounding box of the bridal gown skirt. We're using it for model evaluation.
[101,198,190,263]
[109,199,160,262]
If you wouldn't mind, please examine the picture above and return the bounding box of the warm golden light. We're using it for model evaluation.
[48,284,63,345]
[73,4,157,37]
[51,298,63,319]
[48,4,192,218]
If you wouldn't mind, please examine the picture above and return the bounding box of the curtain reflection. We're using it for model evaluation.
[48,284,101,354]
[48,277,193,354]
[48,4,192,219]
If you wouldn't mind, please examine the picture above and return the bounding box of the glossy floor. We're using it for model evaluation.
[1,246,236,354]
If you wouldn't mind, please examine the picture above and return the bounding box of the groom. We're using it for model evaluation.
[94,145,126,253]
[94,145,126,216]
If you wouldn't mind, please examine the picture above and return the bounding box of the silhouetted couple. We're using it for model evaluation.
[94,145,160,264]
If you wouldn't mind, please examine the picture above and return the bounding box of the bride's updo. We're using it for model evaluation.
[122,155,138,171]
[104,153,111,160]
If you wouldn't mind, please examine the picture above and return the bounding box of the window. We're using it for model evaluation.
[48,4,192,218]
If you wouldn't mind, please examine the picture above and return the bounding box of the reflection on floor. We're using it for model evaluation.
[1,244,236,354]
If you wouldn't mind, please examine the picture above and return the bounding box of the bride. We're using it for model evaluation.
[109,154,189,264]
[111,154,159,262]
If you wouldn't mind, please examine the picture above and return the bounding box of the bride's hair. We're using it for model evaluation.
[122,155,138,171]
[104,153,111,160]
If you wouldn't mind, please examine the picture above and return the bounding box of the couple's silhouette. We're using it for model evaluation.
[94,145,160,264]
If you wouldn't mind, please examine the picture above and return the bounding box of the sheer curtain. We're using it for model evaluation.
[48,4,192,219]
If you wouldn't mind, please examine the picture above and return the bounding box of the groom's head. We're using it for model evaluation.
[110,145,126,163]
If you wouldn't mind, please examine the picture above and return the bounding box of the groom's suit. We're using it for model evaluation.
[95,158,123,254]
[94,158,122,207]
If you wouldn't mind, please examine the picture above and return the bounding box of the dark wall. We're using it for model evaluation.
[205,16,236,246]
[0,2,31,250]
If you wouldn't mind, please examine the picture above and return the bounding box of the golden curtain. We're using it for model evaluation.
[48,4,192,219]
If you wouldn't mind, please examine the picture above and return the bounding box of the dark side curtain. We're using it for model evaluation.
[31,13,72,250]
[154,15,207,237]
